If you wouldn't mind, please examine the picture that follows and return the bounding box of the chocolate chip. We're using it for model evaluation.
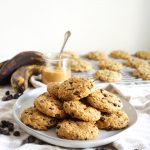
[0,127,10,135]
[28,135,36,143]
[103,94,107,97]
[113,103,117,107]
[13,93,22,99]
[5,91,10,95]
[8,124,14,132]
[100,117,105,121]
[13,131,20,136]
[2,96,7,101]
[1,120,14,128]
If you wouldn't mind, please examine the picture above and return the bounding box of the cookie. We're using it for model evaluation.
[109,50,130,60]
[62,50,79,59]
[56,120,99,140]
[123,57,149,68]
[58,77,96,101]
[99,59,123,71]
[87,89,123,113]
[85,51,106,61]
[63,101,101,122]
[132,66,150,80]
[34,92,66,118]
[21,107,58,130]
[135,51,150,60]
[47,82,60,98]
[93,69,122,82]
[70,58,92,72]
[96,111,129,130]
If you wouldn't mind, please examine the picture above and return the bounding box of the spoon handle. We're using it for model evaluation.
[59,31,71,57]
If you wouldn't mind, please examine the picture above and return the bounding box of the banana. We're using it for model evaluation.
[11,65,44,93]
[0,51,45,84]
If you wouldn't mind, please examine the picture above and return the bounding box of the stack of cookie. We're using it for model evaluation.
[21,77,129,140]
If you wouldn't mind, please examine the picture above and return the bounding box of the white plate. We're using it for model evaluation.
[13,87,137,148]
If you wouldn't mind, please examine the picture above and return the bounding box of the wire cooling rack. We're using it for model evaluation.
[72,59,150,86]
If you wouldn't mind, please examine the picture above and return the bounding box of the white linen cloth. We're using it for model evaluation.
[0,82,150,150]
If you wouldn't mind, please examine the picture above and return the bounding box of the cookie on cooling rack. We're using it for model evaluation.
[109,50,130,60]
[63,100,101,122]
[70,58,92,72]
[132,66,150,80]
[96,110,129,130]
[56,120,99,140]
[62,50,79,59]
[135,50,150,60]
[21,107,58,130]
[85,51,106,61]
[99,59,123,72]
[34,92,66,118]
[93,69,122,82]
[58,77,96,101]
[87,89,123,113]
[123,57,149,68]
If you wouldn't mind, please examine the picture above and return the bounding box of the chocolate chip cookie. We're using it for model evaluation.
[58,77,96,101]
[34,92,66,118]
[109,50,130,60]
[87,89,123,113]
[99,59,123,71]
[93,69,122,82]
[47,82,60,98]
[56,120,99,140]
[21,107,58,130]
[135,50,150,60]
[96,110,129,130]
[63,101,101,122]
[70,58,92,72]
[85,51,106,61]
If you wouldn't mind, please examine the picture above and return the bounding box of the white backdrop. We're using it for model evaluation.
[0,0,150,60]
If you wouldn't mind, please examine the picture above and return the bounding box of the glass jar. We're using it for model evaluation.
[42,52,71,84]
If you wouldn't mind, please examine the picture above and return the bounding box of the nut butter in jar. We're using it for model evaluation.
[42,53,71,84]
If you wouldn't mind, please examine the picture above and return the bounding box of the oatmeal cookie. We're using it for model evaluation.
[87,89,123,113]
[47,82,60,98]
[70,58,92,72]
[99,59,123,71]
[63,101,101,122]
[123,57,149,68]
[135,50,150,60]
[56,120,99,140]
[109,50,130,59]
[85,51,106,61]
[132,66,150,80]
[34,92,66,118]
[96,110,129,130]
[58,77,96,101]
[93,69,122,82]
[21,107,58,130]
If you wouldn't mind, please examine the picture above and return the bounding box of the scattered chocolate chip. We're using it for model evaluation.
[0,127,10,135]
[13,93,21,99]
[8,124,14,132]
[100,117,105,121]
[5,91,10,95]
[1,120,14,128]
[6,94,13,100]
[28,135,36,143]
[56,125,60,129]
[13,131,20,136]
[2,96,7,101]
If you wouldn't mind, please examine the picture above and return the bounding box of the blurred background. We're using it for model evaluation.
[0,0,150,60]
